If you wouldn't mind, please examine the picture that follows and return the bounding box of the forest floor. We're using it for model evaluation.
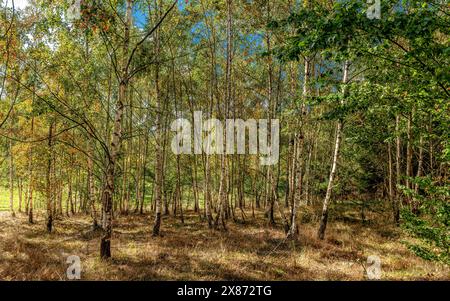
[0,206,448,280]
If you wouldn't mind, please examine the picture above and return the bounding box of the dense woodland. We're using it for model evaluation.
[0,0,448,280]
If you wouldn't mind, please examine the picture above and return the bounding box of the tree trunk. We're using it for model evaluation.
[57,169,63,216]
[140,134,149,214]
[18,178,23,213]
[88,144,98,227]
[263,0,276,226]
[46,121,54,233]
[204,154,213,227]
[288,31,310,237]
[406,111,413,190]
[9,121,15,218]
[100,0,132,259]
[289,132,304,237]
[428,115,433,176]
[395,114,401,224]
[28,116,34,223]
[68,168,74,216]
[192,157,199,214]
[317,60,350,240]
[214,0,233,231]
[388,141,399,224]
[152,2,164,235]
[304,140,314,206]
[413,135,424,213]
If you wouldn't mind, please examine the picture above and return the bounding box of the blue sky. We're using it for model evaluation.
[8,0,265,56]
[133,0,187,28]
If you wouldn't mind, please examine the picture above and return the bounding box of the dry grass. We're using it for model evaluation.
[0,208,448,280]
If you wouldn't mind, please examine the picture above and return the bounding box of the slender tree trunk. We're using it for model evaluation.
[100,0,132,259]
[263,0,276,226]
[68,168,74,215]
[88,144,98,227]
[289,137,297,210]
[199,0,216,228]
[204,154,213,227]
[254,162,260,209]
[317,60,350,240]
[121,150,128,214]
[140,134,149,214]
[152,1,164,235]
[58,169,63,216]
[134,135,142,213]
[18,178,23,213]
[289,132,304,237]
[395,114,401,224]
[52,154,57,217]
[28,116,34,223]
[304,140,313,205]
[214,0,233,231]
[76,169,81,214]
[413,136,424,213]
[171,43,184,224]
[288,36,310,237]
[388,141,398,224]
[285,134,292,208]
[215,156,228,230]
[9,120,15,218]
[406,111,413,190]
[25,183,29,215]
[192,158,199,213]
[428,115,433,177]
[46,121,54,233]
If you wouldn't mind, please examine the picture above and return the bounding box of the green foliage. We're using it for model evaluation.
[400,178,450,264]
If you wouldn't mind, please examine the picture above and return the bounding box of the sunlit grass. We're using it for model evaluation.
[0,205,448,280]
